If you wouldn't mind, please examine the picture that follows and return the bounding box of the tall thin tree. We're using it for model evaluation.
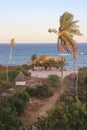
[10,38,15,65]
[48,12,81,100]
[31,54,38,71]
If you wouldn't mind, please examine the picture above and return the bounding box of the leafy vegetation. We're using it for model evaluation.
[35,101,87,130]
[0,67,30,82]
[25,83,53,98]
[0,81,13,93]
[0,103,19,130]
[6,91,30,115]
[77,67,87,103]
[48,74,60,84]
[78,67,87,87]
[0,91,30,130]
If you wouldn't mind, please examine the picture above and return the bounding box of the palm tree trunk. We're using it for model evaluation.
[60,64,63,89]
[6,65,8,82]
[74,59,76,74]
[75,68,79,101]
[57,56,64,103]
[10,46,12,65]
[74,59,78,101]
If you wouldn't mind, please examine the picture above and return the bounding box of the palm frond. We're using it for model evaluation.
[10,38,15,47]
[61,20,79,31]
[67,28,82,35]
[60,37,72,53]
[48,28,57,34]
[60,12,73,29]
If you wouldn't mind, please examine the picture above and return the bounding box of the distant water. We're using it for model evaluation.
[0,43,87,69]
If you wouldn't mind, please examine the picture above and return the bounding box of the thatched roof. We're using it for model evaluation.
[15,71,26,81]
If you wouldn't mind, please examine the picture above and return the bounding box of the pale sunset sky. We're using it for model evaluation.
[0,0,87,43]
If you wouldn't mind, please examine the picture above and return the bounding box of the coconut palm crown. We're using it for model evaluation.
[10,38,15,65]
[10,38,15,47]
[48,12,82,60]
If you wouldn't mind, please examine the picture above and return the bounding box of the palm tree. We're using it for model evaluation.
[48,12,81,100]
[10,38,15,65]
[31,54,38,70]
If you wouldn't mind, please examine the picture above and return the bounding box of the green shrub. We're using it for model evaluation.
[77,67,87,102]
[36,83,53,98]
[0,81,13,92]
[0,89,30,129]
[65,95,74,102]
[0,71,7,81]
[21,64,29,70]
[25,87,37,96]
[0,70,20,82]
[35,101,87,130]
[48,74,60,84]
[0,103,20,130]
[7,91,29,115]
[22,69,31,77]
[78,67,87,86]
[8,70,20,81]
[25,83,53,98]
[0,68,31,83]
[84,76,87,85]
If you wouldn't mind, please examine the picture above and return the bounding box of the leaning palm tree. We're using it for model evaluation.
[48,12,81,100]
[10,38,15,65]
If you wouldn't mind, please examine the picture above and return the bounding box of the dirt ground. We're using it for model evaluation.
[19,86,66,128]
[19,92,58,127]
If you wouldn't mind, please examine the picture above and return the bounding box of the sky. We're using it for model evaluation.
[0,0,87,43]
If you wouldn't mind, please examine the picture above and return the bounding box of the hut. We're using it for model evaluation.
[15,71,26,85]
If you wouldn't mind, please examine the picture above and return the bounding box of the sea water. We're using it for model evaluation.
[0,43,87,69]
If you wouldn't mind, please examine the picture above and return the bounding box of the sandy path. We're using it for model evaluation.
[20,92,58,127]
[19,86,65,127]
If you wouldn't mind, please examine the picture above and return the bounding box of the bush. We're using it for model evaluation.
[48,74,60,84]
[0,68,31,83]
[78,67,87,86]
[35,101,87,130]
[25,83,53,98]
[0,102,20,130]
[77,67,87,103]
[22,69,31,77]
[0,81,13,92]
[21,64,29,70]
[6,91,30,115]
[25,87,37,97]
[0,90,30,130]
[36,83,53,98]
[0,70,20,82]
[84,76,87,85]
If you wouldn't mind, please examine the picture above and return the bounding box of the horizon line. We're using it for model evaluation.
[0,42,87,44]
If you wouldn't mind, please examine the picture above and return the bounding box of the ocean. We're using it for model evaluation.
[0,43,87,69]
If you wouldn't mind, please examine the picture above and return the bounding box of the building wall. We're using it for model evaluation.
[15,81,26,85]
